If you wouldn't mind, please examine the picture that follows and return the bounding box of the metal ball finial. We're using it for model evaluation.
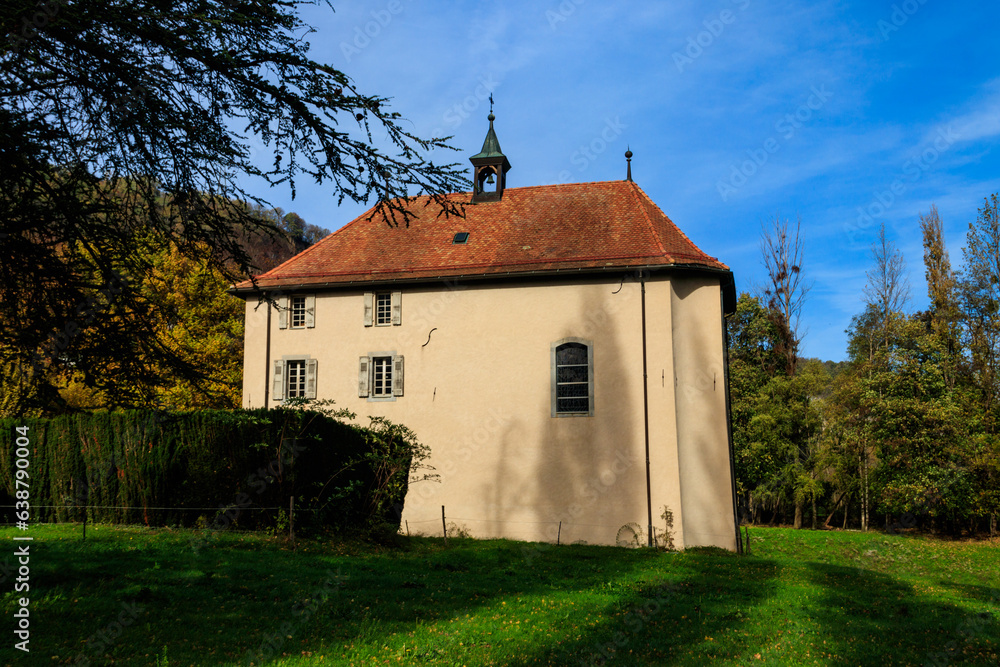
[625,148,633,159]
[488,112,495,122]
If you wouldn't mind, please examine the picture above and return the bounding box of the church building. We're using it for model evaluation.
[232,111,740,550]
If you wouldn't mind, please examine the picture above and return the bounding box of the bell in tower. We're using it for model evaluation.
[470,99,511,203]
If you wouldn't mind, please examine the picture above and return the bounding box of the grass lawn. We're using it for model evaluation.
[1,524,997,666]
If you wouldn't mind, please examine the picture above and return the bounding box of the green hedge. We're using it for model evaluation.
[1,408,415,533]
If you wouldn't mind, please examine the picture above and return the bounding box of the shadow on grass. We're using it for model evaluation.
[21,530,693,664]
[803,563,1000,667]
[19,527,1000,666]
[503,547,780,666]
[504,551,1000,666]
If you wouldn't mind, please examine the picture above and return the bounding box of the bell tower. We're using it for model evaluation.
[470,98,511,203]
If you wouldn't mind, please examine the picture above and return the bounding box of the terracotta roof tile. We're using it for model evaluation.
[237,180,728,289]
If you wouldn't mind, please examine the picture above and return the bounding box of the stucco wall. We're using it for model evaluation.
[670,277,739,551]
[238,273,734,549]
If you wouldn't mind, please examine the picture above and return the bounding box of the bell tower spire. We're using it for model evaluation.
[470,101,511,203]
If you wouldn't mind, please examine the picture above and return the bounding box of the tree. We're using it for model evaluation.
[0,1,467,414]
[743,365,825,528]
[864,223,910,351]
[960,194,1000,428]
[758,216,814,527]
[836,228,910,530]
[919,205,961,387]
[759,215,809,376]
[727,293,784,522]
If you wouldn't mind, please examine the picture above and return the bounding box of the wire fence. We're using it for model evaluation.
[1,504,682,548]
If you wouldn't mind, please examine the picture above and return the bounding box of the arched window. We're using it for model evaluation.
[552,339,594,416]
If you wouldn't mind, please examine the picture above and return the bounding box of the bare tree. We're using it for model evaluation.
[863,223,910,351]
[759,215,809,376]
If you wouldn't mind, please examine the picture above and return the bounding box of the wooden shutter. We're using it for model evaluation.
[358,357,370,397]
[391,291,402,325]
[392,355,404,396]
[305,296,316,328]
[363,292,374,327]
[272,360,284,400]
[277,296,288,329]
[305,359,318,398]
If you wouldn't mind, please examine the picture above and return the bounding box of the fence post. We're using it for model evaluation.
[289,496,295,550]
[442,505,447,545]
[557,521,562,546]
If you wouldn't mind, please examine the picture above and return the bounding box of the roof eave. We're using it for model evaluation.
[229,262,734,299]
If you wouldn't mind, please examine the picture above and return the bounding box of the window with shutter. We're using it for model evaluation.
[391,291,402,325]
[362,352,401,400]
[305,359,318,398]
[272,360,284,400]
[363,292,374,327]
[392,355,404,396]
[277,296,289,329]
[305,295,316,328]
[358,357,370,397]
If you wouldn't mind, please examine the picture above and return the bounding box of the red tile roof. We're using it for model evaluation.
[235,180,728,290]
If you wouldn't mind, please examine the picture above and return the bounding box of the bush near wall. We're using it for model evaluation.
[0,407,417,533]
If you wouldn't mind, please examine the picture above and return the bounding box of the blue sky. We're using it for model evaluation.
[254,0,1000,362]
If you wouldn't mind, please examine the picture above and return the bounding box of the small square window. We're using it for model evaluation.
[453,232,470,244]
[375,293,392,325]
[290,296,306,328]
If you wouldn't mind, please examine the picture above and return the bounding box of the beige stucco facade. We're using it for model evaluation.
[240,271,738,550]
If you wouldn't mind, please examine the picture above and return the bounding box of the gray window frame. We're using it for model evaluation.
[278,295,315,329]
[364,291,402,327]
[359,351,403,402]
[272,355,317,401]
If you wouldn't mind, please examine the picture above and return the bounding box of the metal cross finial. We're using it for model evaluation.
[489,94,494,114]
